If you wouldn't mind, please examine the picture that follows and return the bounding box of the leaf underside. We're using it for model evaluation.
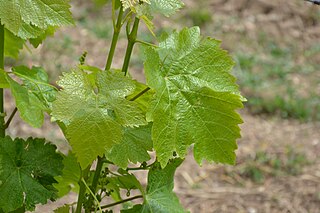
[0,137,63,212]
[144,27,243,167]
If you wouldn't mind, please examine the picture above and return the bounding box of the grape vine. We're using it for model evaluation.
[0,0,244,212]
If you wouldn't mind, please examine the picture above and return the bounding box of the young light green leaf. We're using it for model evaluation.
[0,137,63,212]
[0,0,73,39]
[144,27,243,167]
[6,75,47,128]
[6,66,56,127]
[52,68,147,168]
[150,0,184,17]
[107,124,153,169]
[4,29,25,59]
[123,159,186,213]
[120,0,150,10]
[12,66,57,108]
[54,152,81,197]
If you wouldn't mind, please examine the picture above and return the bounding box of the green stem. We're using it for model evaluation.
[94,195,143,210]
[0,24,5,138]
[81,178,102,213]
[135,40,158,48]
[129,87,150,101]
[75,166,90,213]
[122,17,140,76]
[105,5,124,71]
[85,156,105,213]
[4,107,17,129]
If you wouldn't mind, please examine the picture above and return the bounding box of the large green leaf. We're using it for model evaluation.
[53,152,81,197]
[52,68,147,168]
[107,124,153,169]
[144,27,243,167]
[122,159,186,213]
[0,0,73,39]
[0,137,63,212]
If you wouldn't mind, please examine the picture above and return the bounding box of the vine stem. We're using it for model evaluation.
[122,17,140,76]
[75,166,90,213]
[85,156,105,213]
[4,107,17,129]
[93,195,143,210]
[0,24,5,137]
[105,5,124,71]
[81,178,102,213]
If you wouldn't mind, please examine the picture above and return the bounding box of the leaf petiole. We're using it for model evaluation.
[4,107,17,129]
[135,40,158,48]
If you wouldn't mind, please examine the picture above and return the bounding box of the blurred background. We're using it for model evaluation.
[5,0,320,212]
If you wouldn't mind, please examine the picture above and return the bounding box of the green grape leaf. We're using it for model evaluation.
[123,159,186,213]
[108,170,143,193]
[120,0,150,10]
[6,75,47,128]
[150,0,184,17]
[4,29,25,59]
[29,26,56,48]
[54,152,81,197]
[144,27,243,167]
[12,66,57,109]
[0,137,63,212]
[5,66,56,127]
[107,124,153,168]
[0,0,73,39]
[52,68,147,168]
[127,81,153,113]
[0,69,9,88]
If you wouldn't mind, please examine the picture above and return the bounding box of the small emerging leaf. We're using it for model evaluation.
[149,0,184,17]
[120,0,151,10]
